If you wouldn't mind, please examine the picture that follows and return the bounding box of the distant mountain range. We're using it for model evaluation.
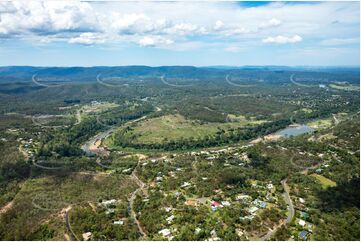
[0,65,359,83]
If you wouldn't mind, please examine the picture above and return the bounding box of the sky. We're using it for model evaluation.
[0,0,359,67]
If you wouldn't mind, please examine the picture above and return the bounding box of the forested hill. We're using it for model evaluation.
[0,66,359,84]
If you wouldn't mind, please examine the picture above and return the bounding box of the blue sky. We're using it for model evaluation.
[0,1,359,66]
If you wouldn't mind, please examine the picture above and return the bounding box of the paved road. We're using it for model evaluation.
[128,166,147,239]
[65,207,79,241]
[96,74,128,88]
[81,116,147,156]
[289,74,314,88]
[225,74,255,87]
[33,160,63,170]
[282,178,294,225]
[32,74,62,88]
[160,76,193,87]
[81,128,114,156]
[332,113,340,125]
[74,109,82,125]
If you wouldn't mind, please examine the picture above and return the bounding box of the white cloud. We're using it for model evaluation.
[0,1,358,50]
[68,32,105,45]
[262,35,303,44]
[214,20,224,30]
[259,18,281,29]
[138,36,173,47]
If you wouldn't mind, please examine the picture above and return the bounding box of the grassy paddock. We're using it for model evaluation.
[310,173,336,188]
[118,114,266,144]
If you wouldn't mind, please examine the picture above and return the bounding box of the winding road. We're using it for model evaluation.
[74,110,82,125]
[225,74,255,87]
[128,164,148,239]
[290,74,313,88]
[160,75,193,87]
[65,207,79,241]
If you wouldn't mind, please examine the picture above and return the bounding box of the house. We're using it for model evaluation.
[211,201,222,211]
[100,199,117,206]
[195,227,202,234]
[236,194,251,201]
[113,220,124,225]
[247,206,259,214]
[253,198,266,208]
[185,199,198,206]
[240,215,254,221]
[82,232,92,241]
[159,228,171,238]
[266,183,274,190]
[210,229,220,241]
[299,230,309,240]
[298,219,306,227]
[221,201,231,207]
[166,215,175,224]
[164,207,172,213]
[259,202,267,209]
[299,198,305,204]
[181,182,191,188]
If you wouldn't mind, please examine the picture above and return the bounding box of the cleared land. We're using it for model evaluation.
[118,114,266,144]
[329,84,359,91]
[310,174,337,189]
[307,118,333,130]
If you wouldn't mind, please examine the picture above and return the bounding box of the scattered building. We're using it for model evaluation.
[298,219,306,227]
[113,220,124,225]
[159,228,171,238]
[82,232,92,241]
[299,230,309,240]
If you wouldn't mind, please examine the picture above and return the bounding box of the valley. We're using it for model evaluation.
[0,66,359,241]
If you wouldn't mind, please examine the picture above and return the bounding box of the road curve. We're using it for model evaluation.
[128,166,148,239]
[225,74,255,87]
[282,178,294,225]
[289,74,313,88]
[65,207,79,241]
[160,75,193,87]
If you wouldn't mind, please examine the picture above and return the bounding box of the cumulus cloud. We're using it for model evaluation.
[259,18,281,29]
[138,36,173,47]
[262,35,303,44]
[214,20,224,30]
[0,1,358,50]
[68,32,105,45]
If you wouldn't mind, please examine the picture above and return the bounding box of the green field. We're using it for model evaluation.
[307,118,333,130]
[329,84,359,91]
[310,174,337,189]
[117,114,266,144]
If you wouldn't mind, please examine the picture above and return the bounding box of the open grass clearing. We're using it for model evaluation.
[329,84,359,91]
[116,114,267,144]
[310,174,336,189]
[307,118,333,130]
